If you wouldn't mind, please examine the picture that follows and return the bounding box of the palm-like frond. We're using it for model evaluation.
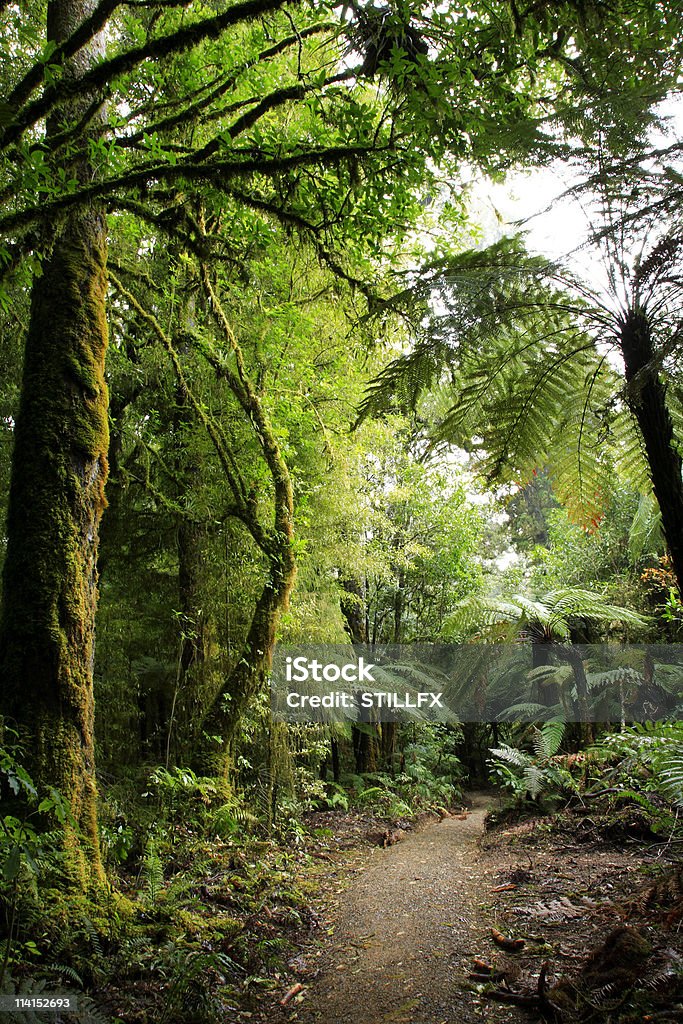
[358,235,665,527]
[628,491,663,560]
[545,588,650,632]
[495,701,562,721]
[445,588,648,644]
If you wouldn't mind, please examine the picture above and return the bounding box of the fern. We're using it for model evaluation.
[358,234,670,527]
[489,744,530,769]
[445,589,647,646]
[495,701,560,721]
[628,491,663,560]
[522,764,546,798]
[658,748,683,807]
[44,963,83,988]
[210,800,258,838]
[142,839,163,903]
[533,722,565,759]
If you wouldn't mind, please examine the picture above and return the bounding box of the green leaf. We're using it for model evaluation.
[3,845,21,882]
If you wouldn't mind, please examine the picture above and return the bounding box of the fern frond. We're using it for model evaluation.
[489,744,531,768]
[358,234,675,531]
[546,588,650,631]
[658,747,683,807]
[142,838,164,902]
[628,491,663,560]
[533,722,565,759]
[495,701,561,721]
[610,406,653,495]
[522,764,546,798]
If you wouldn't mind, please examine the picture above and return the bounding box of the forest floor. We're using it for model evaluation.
[248,792,683,1024]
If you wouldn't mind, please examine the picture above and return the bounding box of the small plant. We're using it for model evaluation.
[356,787,413,819]
[321,784,349,811]
[488,722,573,802]
[588,722,683,835]
[142,838,164,904]
[210,799,258,839]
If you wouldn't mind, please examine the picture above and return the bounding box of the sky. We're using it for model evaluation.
[476,94,683,271]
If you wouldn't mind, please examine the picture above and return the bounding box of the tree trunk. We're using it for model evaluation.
[620,306,683,592]
[340,578,380,773]
[170,514,207,763]
[330,735,341,782]
[0,0,108,885]
[393,567,405,644]
[202,540,296,772]
[353,723,377,774]
[341,577,367,643]
[170,355,209,764]
[380,720,397,772]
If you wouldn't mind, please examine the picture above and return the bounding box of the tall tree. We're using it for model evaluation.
[0,0,109,884]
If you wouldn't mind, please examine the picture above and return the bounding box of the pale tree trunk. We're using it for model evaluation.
[0,0,107,885]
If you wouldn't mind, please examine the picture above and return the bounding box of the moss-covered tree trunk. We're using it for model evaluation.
[202,510,297,766]
[0,0,107,885]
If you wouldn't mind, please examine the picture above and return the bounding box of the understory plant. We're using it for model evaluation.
[585,721,683,835]
[487,722,577,803]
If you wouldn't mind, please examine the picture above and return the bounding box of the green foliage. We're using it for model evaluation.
[147,766,219,812]
[209,800,259,839]
[526,490,661,618]
[592,722,683,834]
[488,723,575,802]
[332,724,463,815]
[444,587,649,642]
[317,783,349,812]
[356,786,414,820]
[142,839,164,905]
[2,0,683,1016]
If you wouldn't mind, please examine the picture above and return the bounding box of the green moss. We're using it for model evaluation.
[0,207,110,887]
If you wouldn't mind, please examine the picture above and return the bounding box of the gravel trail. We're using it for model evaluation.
[292,794,524,1024]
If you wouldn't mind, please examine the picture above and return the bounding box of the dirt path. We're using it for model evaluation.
[282,794,525,1024]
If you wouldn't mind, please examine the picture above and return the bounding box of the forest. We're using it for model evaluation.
[2,0,683,1021]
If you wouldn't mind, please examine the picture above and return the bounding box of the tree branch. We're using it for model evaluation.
[6,0,122,113]
[118,22,337,150]
[0,143,380,234]
[197,261,294,541]
[220,68,355,146]
[1,0,294,149]
[108,272,262,536]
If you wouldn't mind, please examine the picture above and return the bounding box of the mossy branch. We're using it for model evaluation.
[0,144,383,237]
[108,272,275,550]
[209,68,356,152]
[5,0,121,113]
[1,0,293,150]
[198,263,294,537]
[118,22,336,150]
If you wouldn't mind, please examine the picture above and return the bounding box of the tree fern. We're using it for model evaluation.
[358,233,678,529]
[445,588,647,644]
